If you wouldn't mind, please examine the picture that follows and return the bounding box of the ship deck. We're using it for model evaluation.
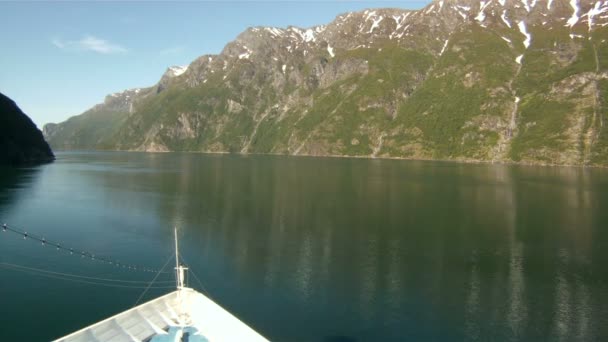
[54,288,267,342]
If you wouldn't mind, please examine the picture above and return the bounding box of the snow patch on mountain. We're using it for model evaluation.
[327,44,335,57]
[392,13,411,31]
[369,16,384,33]
[390,13,411,39]
[303,29,316,42]
[454,5,471,20]
[289,27,316,43]
[455,8,467,19]
[265,27,284,37]
[501,10,512,27]
[517,21,531,48]
[364,10,377,21]
[238,46,252,59]
[168,66,188,77]
[567,0,580,27]
[440,39,449,55]
[586,1,608,31]
[475,1,491,23]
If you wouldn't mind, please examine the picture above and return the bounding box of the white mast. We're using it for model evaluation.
[174,227,189,326]
[174,227,187,290]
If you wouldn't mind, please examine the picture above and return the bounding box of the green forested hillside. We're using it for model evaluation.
[44,0,608,166]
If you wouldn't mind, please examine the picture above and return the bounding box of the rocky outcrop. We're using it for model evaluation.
[0,93,54,166]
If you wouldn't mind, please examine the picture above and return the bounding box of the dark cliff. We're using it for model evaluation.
[0,92,54,166]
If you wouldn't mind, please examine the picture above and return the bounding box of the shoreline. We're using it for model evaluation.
[50,149,608,170]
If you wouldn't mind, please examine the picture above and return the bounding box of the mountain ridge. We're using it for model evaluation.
[44,0,608,166]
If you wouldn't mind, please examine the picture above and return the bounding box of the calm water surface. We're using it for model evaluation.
[1,152,607,341]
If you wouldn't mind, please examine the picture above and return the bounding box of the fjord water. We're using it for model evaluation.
[1,152,608,341]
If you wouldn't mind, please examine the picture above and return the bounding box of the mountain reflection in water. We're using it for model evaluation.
[0,152,607,341]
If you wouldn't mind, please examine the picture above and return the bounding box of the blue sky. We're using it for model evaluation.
[0,1,430,127]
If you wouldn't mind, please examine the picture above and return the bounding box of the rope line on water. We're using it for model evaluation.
[1,222,170,273]
[0,262,173,284]
[0,262,175,289]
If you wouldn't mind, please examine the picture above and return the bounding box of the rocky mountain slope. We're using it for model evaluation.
[1,93,54,165]
[44,0,608,166]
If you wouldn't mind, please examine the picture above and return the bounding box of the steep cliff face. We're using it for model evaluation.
[44,0,608,166]
[42,87,154,150]
[0,93,54,166]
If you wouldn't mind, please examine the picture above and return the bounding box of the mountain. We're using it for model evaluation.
[43,88,150,150]
[44,0,608,166]
[0,93,54,166]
